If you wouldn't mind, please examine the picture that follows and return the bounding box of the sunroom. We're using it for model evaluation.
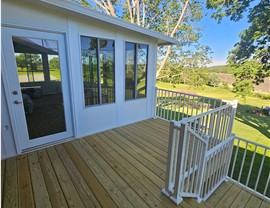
[1,0,175,156]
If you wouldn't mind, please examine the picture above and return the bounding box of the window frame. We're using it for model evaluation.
[124,41,149,101]
[80,35,116,107]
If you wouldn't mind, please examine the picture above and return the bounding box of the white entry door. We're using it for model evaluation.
[2,27,73,151]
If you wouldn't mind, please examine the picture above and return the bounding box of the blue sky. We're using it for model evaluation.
[200,11,250,66]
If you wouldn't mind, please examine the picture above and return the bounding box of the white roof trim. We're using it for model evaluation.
[20,0,176,45]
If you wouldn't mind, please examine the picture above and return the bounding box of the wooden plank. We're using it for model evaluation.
[245,195,262,208]
[86,136,166,208]
[17,154,35,208]
[2,157,18,208]
[63,142,118,208]
[115,127,167,159]
[144,119,170,133]
[184,198,211,208]
[97,132,165,188]
[125,124,169,154]
[206,181,232,207]
[260,200,270,208]
[46,147,85,208]
[79,138,151,208]
[215,184,242,208]
[129,122,168,147]
[28,151,52,208]
[71,140,134,208]
[137,120,170,139]
[105,130,166,178]
[1,160,5,203]
[55,144,100,208]
[90,133,180,208]
[230,189,251,208]
[110,129,167,169]
[37,149,68,208]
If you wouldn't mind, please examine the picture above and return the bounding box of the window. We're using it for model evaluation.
[125,42,148,100]
[81,36,115,106]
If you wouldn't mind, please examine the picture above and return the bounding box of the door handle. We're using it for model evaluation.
[14,100,23,104]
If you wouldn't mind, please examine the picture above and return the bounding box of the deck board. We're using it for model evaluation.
[46,147,85,208]
[17,154,35,208]
[37,149,68,208]
[27,151,52,208]
[3,157,18,208]
[55,145,100,208]
[1,118,269,208]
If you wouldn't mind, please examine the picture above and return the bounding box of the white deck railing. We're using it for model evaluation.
[161,102,237,204]
[156,88,270,203]
[228,137,270,201]
[155,88,228,121]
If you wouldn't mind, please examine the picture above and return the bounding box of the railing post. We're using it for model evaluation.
[162,121,176,196]
[154,87,158,118]
[227,100,238,136]
[197,135,209,202]
[170,122,188,204]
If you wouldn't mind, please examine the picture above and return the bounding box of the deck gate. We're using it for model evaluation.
[162,101,237,204]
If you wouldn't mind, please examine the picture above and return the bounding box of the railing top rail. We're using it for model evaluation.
[156,87,226,103]
[235,136,270,150]
[173,103,232,127]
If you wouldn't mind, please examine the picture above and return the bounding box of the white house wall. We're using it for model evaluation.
[1,81,17,159]
[1,0,158,157]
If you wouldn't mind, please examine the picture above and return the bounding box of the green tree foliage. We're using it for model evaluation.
[232,59,263,99]
[15,53,27,70]
[159,45,212,88]
[77,0,212,78]
[16,53,42,71]
[206,0,270,84]
[208,73,220,88]
[49,57,60,69]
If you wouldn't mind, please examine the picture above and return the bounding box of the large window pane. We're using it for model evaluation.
[125,42,148,100]
[100,39,115,104]
[125,43,136,100]
[137,44,148,98]
[81,37,99,106]
[13,37,66,139]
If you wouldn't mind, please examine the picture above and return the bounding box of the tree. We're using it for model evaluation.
[15,53,27,70]
[206,0,270,84]
[159,45,212,88]
[232,59,263,98]
[49,57,60,69]
[76,0,208,78]
[208,73,220,88]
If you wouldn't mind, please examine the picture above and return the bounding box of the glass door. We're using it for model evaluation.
[2,28,73,151]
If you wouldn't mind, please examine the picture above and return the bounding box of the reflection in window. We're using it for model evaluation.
[137,44,148,98]
[125,42,148,100]
[125,43,136,99]
[13,37,66,139]
[81,36,115,106]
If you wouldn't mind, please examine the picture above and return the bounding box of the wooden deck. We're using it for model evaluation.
[1,119,269,208]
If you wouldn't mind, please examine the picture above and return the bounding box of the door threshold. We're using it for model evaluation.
[21,137,74,154]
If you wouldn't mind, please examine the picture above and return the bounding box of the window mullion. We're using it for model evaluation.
[134,44,138,99]
[97,38,102,104]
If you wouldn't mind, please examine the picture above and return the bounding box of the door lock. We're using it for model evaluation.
[12,91,18,95]
[14,100,23,104]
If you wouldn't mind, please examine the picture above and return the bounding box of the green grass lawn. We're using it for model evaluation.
[17,68,61,80]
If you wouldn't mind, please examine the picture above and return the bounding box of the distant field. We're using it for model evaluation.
[156,82,270,150]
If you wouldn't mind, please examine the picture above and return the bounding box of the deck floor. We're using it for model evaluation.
[1,119,269,208]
